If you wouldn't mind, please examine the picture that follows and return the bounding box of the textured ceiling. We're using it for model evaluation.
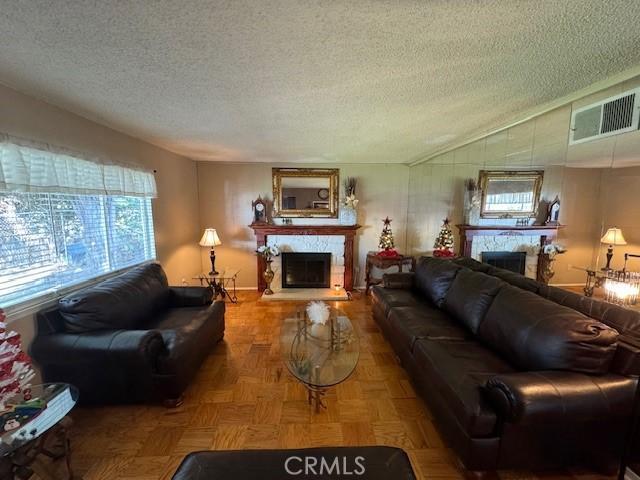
[1,1,640,164]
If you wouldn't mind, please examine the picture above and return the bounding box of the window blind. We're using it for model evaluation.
[0,191,156,308]
[0,137,158,309]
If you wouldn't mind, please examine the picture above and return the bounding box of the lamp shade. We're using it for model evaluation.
[199,228,222,247]
[600,227,627,246]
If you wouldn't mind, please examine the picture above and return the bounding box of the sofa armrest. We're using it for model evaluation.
[382,272,415,289]
[169,286,213,307]
[611,336,640,376]
[30,329,166,367]
[484,371,636,426]
[30,329,167,403]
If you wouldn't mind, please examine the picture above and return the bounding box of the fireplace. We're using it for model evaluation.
[481,251,526,275]
[282,252,331,288]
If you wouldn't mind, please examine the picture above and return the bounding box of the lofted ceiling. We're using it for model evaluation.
[1,1,640,164]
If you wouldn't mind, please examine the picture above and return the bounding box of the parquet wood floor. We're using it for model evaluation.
[54,292,610,480]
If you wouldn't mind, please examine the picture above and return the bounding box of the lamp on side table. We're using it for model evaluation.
[601,227,627,271]
[200,228,222,275]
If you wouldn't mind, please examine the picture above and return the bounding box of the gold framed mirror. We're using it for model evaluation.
[479,170,544,218]
[272,168,339,218]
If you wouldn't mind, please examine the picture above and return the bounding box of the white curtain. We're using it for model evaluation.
[0,135,157,197]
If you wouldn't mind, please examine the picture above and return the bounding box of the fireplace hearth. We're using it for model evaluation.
[282,252,331,288]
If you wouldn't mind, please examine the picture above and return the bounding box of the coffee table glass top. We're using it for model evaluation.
[194,268,240,280]
[281,305,359,388]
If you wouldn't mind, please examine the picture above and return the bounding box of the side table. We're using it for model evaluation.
[195,268,239,303]
[365,252,415,294]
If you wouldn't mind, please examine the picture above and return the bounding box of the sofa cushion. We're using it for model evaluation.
[371,285,425,318]
[154,303,225,375]
[413,338,516,436]
[453,257,492,273]
[485,266,540,293]
[387,306,470,351]
[59,263,170,333]
[478,285,619,374]
[541,286,640,339]
[443,269,504,333]
[414,257,461,307]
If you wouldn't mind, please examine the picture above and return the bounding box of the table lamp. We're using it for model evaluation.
[601,227,627,271]
[200,228,222,275]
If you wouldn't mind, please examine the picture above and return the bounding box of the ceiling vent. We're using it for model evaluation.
[569,88,640,145]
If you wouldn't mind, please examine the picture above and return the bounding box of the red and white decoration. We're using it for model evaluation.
[0,309,35,410]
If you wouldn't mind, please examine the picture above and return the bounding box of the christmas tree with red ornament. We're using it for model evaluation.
[377,217,399,257]
[433,218,456,258]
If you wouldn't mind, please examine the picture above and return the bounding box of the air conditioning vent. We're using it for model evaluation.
[570,88,640,145]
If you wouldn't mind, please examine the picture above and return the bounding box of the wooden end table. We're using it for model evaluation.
[365,252,416,294]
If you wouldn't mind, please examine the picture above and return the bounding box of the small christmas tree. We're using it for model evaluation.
[433,218,456,257]
[378,217,398,256]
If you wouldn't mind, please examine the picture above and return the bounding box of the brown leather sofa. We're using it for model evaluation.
[371,256,640,472]
[30,263,225,405]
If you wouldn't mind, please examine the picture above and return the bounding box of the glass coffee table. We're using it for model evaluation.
[0,383,79,479]
[281,305,359,412]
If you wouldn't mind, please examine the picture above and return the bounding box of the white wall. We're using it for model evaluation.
[408,75,640,285]
[0,84,203,377]
[196,162,410,288]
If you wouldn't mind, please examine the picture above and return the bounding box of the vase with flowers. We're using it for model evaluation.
[339,177,358,225]
[256,245,280,295]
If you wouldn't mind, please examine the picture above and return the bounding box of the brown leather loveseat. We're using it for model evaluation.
[31,262,225,405]
[371,256,640,473]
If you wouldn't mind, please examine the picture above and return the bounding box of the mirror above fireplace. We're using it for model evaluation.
[272,168,339,218]
[479,170,544,219]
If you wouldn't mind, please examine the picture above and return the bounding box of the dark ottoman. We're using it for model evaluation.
[172,447,416,479]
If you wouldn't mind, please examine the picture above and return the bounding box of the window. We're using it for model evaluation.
[0,191,155,308]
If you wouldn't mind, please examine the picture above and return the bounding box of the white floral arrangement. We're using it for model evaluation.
[343,194,359,209]
[342,177,359,209]
[256,245,280,261]
[306,301,330,325]
[543,243,567,259]
[464,178,482,208]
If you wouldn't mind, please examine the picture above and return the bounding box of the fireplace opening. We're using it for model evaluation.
[281,252,331,288]
[481,251,526,275]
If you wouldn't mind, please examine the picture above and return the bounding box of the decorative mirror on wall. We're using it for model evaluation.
[479,170,544,218]
[272,168,339,218]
